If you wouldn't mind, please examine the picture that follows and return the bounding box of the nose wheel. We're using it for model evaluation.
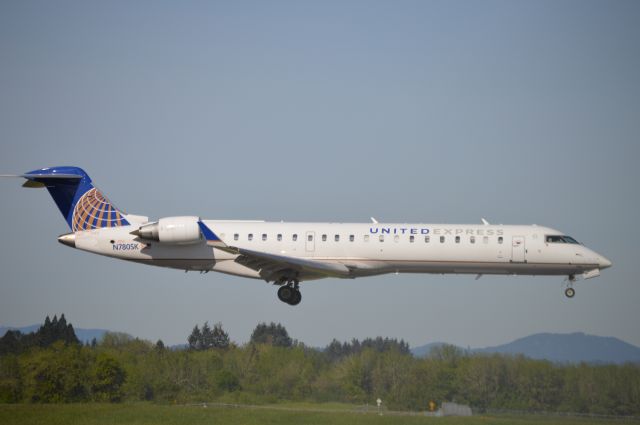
[564,274,576,298]
[277,280,302,306]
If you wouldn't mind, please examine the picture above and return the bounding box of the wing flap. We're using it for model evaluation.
[235,248,351,277]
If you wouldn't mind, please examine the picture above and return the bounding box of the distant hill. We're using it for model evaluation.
[412,332,640,364]
[0,325,108,345]
[476,332,640,364]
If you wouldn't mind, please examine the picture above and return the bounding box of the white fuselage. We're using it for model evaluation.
[70,220,611,282]
[15,166,610,304]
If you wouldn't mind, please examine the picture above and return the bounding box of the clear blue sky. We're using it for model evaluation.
[1,0,639,347]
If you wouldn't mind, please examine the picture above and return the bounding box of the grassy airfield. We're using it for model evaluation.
[1,403,638,425]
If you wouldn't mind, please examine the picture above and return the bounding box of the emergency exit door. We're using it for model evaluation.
[305,231,315,252]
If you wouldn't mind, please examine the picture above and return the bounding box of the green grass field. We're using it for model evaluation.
[1,403,638,425]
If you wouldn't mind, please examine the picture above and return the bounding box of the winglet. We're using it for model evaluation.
[197,221,227,247]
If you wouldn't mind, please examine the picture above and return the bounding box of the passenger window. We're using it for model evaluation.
[455,236,460,243]
[394,235,399,242]
[483,236,488,244]
[308,234,313,242]
[277,234,282,241]
[379,235,384,242]
[498,237,503,244]
[262,233,267,241]
[322,234,327,242]
[470,236,475,244]
[364,235,370,242]
[425,235,430,243]
[248,233,253,241]
[349,235,354,242]
[440,236,445,243]
[292,234,298,241]
[335,235,340,242]
[234,233,239,241]
[410,235,415,243]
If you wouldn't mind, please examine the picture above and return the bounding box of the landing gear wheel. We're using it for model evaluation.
[289,290,302,306]
[277,286,294,303]
[565,287,575,298]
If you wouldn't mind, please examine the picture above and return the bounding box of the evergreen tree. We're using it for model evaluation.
[188,325,202,350]
[2,314,79,354]
[187,322,230,350]
[155,339,165,352]
[250,322,292,347]
[201,322,214,349]
[0,330,23,355]
[323,337,410,361]
[211,323,230,349]
[64,321,80,345]
[325,339,344,362]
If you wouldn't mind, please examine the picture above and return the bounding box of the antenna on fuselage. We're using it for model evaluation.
[370,217,379,224]
[481,218,490,225]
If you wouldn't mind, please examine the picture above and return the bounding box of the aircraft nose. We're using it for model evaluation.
[599,256,612,269]
[57,232,76,248]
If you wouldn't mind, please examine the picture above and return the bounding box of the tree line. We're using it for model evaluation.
[0,316,639,415]
[0,315,78,355]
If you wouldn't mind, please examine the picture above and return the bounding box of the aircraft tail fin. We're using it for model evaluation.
[20,166,130,231]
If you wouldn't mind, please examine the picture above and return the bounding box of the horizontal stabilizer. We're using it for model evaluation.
[22,180,46,188]
[21,173,82,180]
[2,173,82,188]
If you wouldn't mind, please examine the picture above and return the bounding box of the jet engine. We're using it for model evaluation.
[131,216,203,245]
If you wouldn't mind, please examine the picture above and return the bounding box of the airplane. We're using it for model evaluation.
[2,166,612,305]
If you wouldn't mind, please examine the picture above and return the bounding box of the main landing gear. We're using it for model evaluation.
[564,274,576,298]
[277,280,302,306]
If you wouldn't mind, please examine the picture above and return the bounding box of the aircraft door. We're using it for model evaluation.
[305,231,315,253]
[511,236,526,263]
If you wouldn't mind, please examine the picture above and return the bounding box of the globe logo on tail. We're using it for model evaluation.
[71,188,129,231]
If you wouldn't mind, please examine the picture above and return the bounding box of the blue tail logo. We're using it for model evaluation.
[71,187,129,231]
[23,166,130,231]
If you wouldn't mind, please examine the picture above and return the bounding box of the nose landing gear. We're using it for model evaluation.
[564,274,576,298]
[277,280,302,306]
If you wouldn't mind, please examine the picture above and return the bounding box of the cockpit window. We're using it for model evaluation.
[546,235,579,244]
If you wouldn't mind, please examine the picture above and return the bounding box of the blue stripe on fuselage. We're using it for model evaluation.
[197,221,221,241]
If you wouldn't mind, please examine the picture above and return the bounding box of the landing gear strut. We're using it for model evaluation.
[564,275,576,298]
[277,279,302,306]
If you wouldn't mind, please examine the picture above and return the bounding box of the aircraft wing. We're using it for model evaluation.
[198,221,350,280]
[228,247,350,278]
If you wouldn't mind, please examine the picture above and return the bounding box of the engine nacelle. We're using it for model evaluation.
[132,216,203,245]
